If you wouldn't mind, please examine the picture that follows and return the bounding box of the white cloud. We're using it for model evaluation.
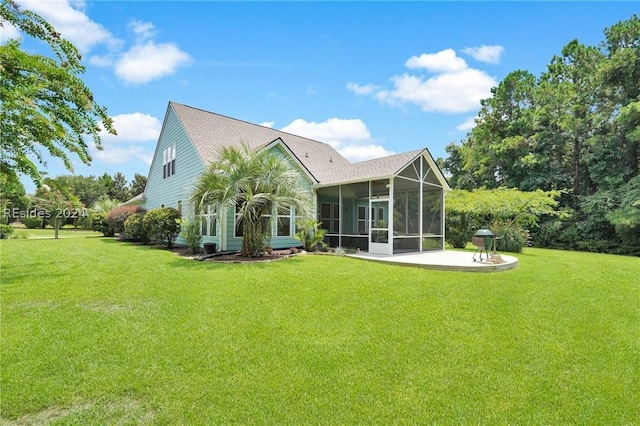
[13,1,190,85]
[110,19,191,85]
[129,20,155,40]
[115,41,191,85]
[405,49,468,73]
[339,144,395,163]
[16,0,120,53]
[0,21,20,42]
[281,118,371,145]
[350,48,497,114]
[375,69,496,113]
[280,118,393,162]
[93,112,159,166]
[346,82,380,95]
[99,113,162,143]
[456,116,477,132]
[93,145,152,165]
[259,121,275,128]
[462,45,504,64]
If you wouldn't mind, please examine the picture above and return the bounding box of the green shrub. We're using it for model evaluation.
[76,212,92,230]
[143,207,181,249]
[22,217,43,229]
[124,212,149,243]
[0,224,14,239]
[91,212,115,237]
[179,217,202,254]
[445,211,476,249]
[294,218,327,252]
[333,247,346,256]
[492,221,530,253]
[106,205,145,236]
[11,230,28,239]
[532,217,568,249]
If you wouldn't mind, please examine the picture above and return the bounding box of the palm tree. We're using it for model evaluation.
[191,142,313,257]
[92,197,120,213]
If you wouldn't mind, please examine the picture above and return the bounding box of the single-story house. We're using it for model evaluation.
[140,102,450,255]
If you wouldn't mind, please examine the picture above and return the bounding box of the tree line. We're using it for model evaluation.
[440,15,640,255]
[1,172,147,222]
[2,2,638,254]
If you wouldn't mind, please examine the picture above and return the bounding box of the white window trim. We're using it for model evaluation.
[162,144,176,179]
[201,205,217,237]
[275,207,293,237]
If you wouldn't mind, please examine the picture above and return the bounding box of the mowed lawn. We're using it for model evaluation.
[1,235,638,424]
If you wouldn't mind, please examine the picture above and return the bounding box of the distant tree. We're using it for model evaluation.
[439,142,474,190]
[607,176,640,253]
[36,185,82,239]
[461,70,538,190]
[0,0,116,185]
[442,15,640,254]
[108,172,131,202]
[599,15,640,179]
[99,172,114,192]
[539,40,604,196]
[43,175,110,208]
[129,173,147,197]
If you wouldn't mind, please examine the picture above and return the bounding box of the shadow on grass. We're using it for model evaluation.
[166,254,309,272]
[97,238,161,250]
[1,259,70,285]
[98,237,310,271]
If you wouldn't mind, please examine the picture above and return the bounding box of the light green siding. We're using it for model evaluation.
[143,106,217,247]
[144,112,314,251]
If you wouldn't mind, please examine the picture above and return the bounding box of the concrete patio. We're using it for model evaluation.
[348,250,519,272]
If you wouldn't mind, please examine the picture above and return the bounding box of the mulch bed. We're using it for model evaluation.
[205,249,296,263]
[169,246,299,263]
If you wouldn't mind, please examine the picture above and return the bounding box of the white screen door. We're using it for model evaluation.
[369,199,391,254]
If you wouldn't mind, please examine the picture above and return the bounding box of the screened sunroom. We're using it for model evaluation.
[314,150,449,255]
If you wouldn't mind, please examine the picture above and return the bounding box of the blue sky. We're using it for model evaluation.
[5,1,639,194]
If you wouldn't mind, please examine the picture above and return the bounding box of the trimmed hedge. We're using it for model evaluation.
[143,207,181,249]
[22,217,43,229]
[124,212,149,243]
[91,212,114,237]
[106,205,145,236]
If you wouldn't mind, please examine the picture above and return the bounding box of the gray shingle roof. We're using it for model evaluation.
[313,149,424,185]
[170,102,350,182]
[168,102,448,189]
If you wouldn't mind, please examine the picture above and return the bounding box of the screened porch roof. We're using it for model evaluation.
[312,148,451,190]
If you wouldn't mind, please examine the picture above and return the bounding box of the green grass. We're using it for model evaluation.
[7,226,101,240]
[1,237,638,424]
